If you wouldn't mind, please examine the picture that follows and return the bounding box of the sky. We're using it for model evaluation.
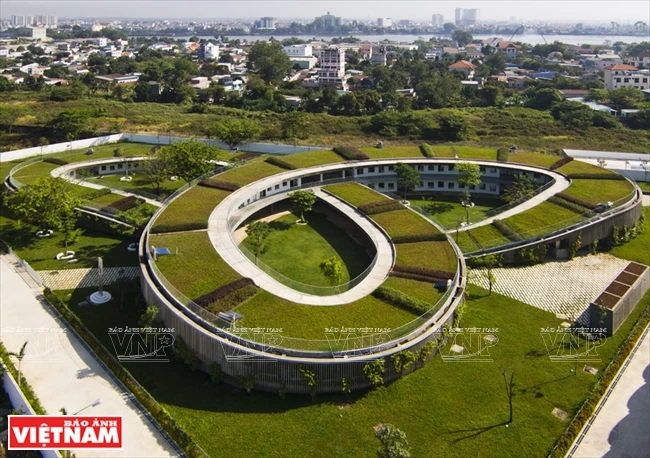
[2,0,649,23]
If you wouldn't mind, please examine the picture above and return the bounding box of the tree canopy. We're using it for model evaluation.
[393,163,420,200]
[288,190,317,223]
[158,139,221,182]
[209,118,261,150]
[246,41,292,85]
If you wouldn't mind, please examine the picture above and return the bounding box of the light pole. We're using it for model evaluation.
[73,398,103,415]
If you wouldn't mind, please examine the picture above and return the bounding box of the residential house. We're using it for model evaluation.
[101,45,122,58]
[463,43,483,59]
[447,60,476,79]
[93,38,108,47]
[0,48,8,58]
[188,76,210,90]
[496,41,522,58]
[198,42,219,60]
[628,47,650,68]
[94,73,140,84]
[371,46,387,65]
[604,64,650,90]
[584,54,624,71]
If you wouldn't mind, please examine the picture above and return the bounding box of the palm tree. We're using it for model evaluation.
[8,342,28,386]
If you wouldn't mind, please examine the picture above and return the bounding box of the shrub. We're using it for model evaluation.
[332,146,370,161]
[205,285,259,315]
[497,148,509,162]
[0,342,47,415]
[514,245,548,266]
[569,231,582,259]
[566,173,625,180]
[198,179,240,191]
[113,147,124,157]
[106,196,143,212]
[358,200,404,215]
[549,196,595,215]
[419,143,435,158]
[264,156,297,170]
[372,286,431,314]
[43,157,69,166]
[492,220,523,242]
[150,221,207,234]
[549,156,574,170]
[194,278,255,308]
[173,336,200,371]
[554,193,598,211]
[392,265,455,280]
[390,271,447,283]
[85,188,112,199]
[363,358,386,387]
[391,233,447,243]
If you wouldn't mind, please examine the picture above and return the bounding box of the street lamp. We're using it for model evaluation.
[73,398,103,415]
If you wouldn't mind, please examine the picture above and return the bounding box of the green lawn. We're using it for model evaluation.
[382,276,445,305]
[609,207,650,265]
[90,192,126,206]
[409,196,501,229]
[370,209,440,239]
[636,181,650,193]
[557,160,618,177]
[394,241,457,273]
[87,173,186,198]
[457,224,512,252]
[0,208,136,270]
[217,160,285,186]
[55,283,650,458]
[151,185,231,233]
[152,231,241,300]
[50,142,154,163]
[358,145,424,159]
[11,161,58,185]
[281,150,345,168]
[502,201,585,238]
[324,182,391,207]
[510,152,562,168]
[241,213,371,288]
[563,179,635,206]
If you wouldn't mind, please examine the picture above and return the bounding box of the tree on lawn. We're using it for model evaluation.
[472,254,502,295]
[502,173,538,203]
[139,152,170,195]
[288,190,317,224]
[209,118,261,150]
[0,105,26,134]
[138,306,159,329]
[319,257,344,290]
[7,177,82,250]
[8,342,28,387]
[456,162,482,223]
[393,163,420,202]
[159,139,221,182]
[246,221,271,264]
[375,423,411,458]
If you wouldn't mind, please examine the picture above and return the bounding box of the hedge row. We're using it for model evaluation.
[566,173,625,180]
[393,264,455,281]
[392,233,447,244]
[0,341,47,415]
[419,143,435,158]
[150,221,207,234]
[492,220,523,242]
[85,188,112,199]
[390,271,449,284]
[333,146,370,161]
[264,156,297,170]
[372,286,430,315]
[42,288,205,457]
[555,193,598,210]
[43,157,69,166]
[199,179,240,192]
[206,285,259,315]
[549,156,574,170]
[497,149,509,162]
[549,303,650,458]
[108,196,144,212]
[358,200,404,215]
[549,196,595,216]
[194,278,255,308]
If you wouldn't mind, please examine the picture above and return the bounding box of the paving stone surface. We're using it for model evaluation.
[39,266,140,290]
[468,254,630,324]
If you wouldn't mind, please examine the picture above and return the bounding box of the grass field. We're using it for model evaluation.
[370,209,440,239]
[324,182,391,207]
[152,231,241,300]
[502,201,585,238]
[509,152,562,168]
[636,181,650,193]
[56,282,650,458]
[382,276,445,305]
[557,160,618,176]
[241,212,371,287]
[281,150,345,168]
[458,223,515,252]
[11,161,59,185]
[51,142,154,163]
[151,185,231,233]
[217,160,286,186]
[394,241,457,273]
[87,173,186,198]
[409,196,500,229]
[609,207,650,265]
[563,179,635,206]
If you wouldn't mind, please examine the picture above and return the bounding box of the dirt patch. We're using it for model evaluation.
[625,262,648,276]
[594,292,621,309]
[615,271,639,286]
[605,281,630,297]
[337,402,351,410]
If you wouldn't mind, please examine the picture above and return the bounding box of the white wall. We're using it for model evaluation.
[0,134,123,162]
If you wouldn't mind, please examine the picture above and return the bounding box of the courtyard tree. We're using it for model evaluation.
[246,41,292,85]
[7,177,81,250]
[502,173,539,203]
[393,163,420,202]
[374,423,411,458]
[159,139,221,182]
[209,118,261,150]
[8,342,28,387]
[472,254,502,295]
[319,257,344,289]
[456,162,482,223]
[288,190,317,224]
[246,221,272,264]
[139,152,170,195]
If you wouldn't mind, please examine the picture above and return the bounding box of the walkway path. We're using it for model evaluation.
[569,325,649,458]
[0,255,178,457]
[207,187,394,305]
[39,266,140,291]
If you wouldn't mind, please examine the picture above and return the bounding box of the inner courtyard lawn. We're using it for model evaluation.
[87,173,186,198]
[54,284,650,458]
[409,196,501,229]
[241,212,372,287]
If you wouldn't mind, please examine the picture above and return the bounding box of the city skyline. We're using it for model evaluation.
[2,1,649,23]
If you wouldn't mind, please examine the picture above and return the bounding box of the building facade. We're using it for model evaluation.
[319,46,346,90]
[604,64,650,90]
[198,42,220,60]
[431,14,444,26]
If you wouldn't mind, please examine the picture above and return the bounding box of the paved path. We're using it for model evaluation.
[468,254,630,323]
[0,255,178,457]
[569,325,650,458]
[39,266,140,291]
[207,187,394,305]
[642,194,649,207]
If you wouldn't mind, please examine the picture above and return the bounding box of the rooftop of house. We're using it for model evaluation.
[448,60,475,70]
[605,64,641,71]
[497,41,522,49]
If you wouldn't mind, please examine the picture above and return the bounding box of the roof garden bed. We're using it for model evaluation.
[216,160,286,187]
[324,182,391,207]
[151,186,231,233]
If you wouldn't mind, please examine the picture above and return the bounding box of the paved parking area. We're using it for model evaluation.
[468,254,630,323]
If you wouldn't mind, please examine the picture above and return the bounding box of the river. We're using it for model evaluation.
[132,33,650,46]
